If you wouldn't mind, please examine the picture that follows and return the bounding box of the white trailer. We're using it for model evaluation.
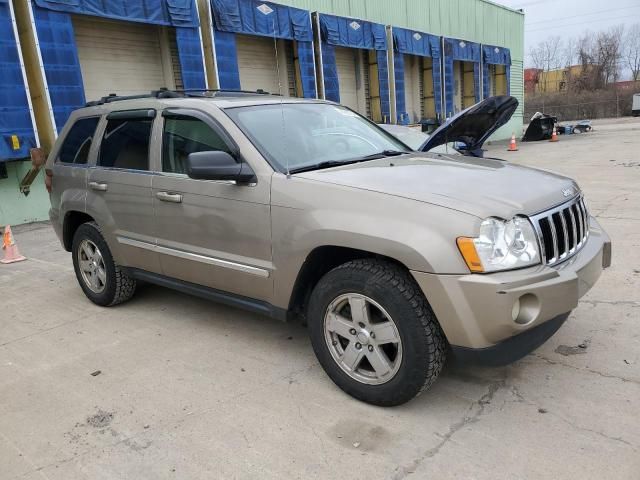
[633,93,640,117]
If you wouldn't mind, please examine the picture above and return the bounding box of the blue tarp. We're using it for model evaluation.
[175,27,207,90]
[443,37,481,117]
[34,0,198,27]
[0,0,37,161]
[211,0,316,98]
[32,6,85,133]
[32,0,206,131]
[318,14,389,122]
[392,27,442,123]
[319,13,386,51]
[482,44,511,98]
[211,0,311,40]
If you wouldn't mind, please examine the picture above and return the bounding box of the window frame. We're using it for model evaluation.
[96,109,156,172]
[159,108,242,177]
[55,115,101,166]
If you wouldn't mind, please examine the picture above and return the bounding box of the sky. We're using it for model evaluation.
[496,0,640,77]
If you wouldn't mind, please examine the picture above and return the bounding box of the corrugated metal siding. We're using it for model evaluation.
[511,59,524,120]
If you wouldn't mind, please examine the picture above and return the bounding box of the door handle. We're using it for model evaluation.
[156,191,183,203]
[89,181,108,192]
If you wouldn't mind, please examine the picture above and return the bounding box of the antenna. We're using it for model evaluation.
[271,18,290,178]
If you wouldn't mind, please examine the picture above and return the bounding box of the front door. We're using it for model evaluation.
[86,109,160,273]
[151,109,273,302]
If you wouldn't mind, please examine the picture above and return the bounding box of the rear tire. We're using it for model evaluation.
[307,259,446,406]
[72,222,136,306]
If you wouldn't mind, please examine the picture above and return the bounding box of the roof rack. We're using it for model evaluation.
[84,88,276,106]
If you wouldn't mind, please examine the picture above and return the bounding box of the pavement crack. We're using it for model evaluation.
[392,377,506,480]
[531,354,640,386]
[580,299,640,308]
[546,411,637,450]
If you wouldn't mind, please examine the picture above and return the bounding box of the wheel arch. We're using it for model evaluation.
[62,211,95,251]
[287,245,410,320]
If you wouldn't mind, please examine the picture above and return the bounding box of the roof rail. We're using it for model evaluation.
[84,88,277,106]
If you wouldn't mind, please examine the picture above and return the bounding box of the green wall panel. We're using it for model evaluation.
[0,162,49,226]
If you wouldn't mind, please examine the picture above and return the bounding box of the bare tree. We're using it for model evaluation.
[623,23,640,81]
[597,25,623,85]
[573,26,623,89]
[528,36,562,91]
[562,37,577,68]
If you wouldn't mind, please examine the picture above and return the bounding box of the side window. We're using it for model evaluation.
[162,116,231,174]
[98,118,152,171]
[57,117,100,164]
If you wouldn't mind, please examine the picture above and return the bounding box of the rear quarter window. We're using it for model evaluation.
[57,117,100,164]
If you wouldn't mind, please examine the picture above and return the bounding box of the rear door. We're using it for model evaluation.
[151,109,273,301]
[86,109,160,272]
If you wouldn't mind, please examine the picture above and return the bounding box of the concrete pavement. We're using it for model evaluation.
[1,117,639,479]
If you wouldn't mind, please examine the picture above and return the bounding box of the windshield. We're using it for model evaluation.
[224,103,410,173]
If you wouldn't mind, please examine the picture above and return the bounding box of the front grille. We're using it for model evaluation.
[530,196,589,266]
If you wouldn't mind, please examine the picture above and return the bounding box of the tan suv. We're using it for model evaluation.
[46,92,611,406]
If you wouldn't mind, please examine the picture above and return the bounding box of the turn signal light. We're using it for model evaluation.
[456,237,484,273]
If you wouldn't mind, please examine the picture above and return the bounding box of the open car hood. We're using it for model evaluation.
[419,95,518,155]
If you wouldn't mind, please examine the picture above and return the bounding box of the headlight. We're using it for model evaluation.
[457,216,541,273]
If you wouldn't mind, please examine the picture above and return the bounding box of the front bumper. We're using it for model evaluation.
[412,217,611,356]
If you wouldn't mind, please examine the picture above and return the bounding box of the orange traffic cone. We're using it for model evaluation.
[549,125,559,142]
[507,133,518,151]
[1,225,26,264]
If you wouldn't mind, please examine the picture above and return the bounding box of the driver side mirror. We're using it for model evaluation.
[186,151,256,184]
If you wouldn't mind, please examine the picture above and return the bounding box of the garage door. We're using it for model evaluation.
[404,55,422,123]
[335,47,359,112]
[73,16,178,102]
[237,34,292,95]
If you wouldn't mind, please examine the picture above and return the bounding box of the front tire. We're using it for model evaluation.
[307,259,446,406]
[72,222,136,306]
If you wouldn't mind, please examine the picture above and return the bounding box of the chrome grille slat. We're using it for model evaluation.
[558,211,569,257]
[572,204,582,242]
[568,207,577,252]
[530,195,589,267]
[548,215,559,262]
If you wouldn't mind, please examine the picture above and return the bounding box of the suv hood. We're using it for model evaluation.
[420,95,518,154]
[295,153,579,219]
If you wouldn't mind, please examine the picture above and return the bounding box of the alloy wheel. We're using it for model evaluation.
[77,239,107,294]
[324,293,403,385]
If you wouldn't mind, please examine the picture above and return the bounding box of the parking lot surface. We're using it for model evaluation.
[1,118,639,479]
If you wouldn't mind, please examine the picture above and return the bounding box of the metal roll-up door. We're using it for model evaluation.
[404,55,421,123]
[237,34,292,96]
[335,47,359,112]
[72,16,178,101]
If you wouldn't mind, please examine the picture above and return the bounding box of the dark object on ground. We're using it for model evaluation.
[573,120,592,133]
[523,112,557,141]
[90,370,101,376]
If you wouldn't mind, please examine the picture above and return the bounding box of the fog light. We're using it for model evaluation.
[511,298,521,322]
[513,294,540,325]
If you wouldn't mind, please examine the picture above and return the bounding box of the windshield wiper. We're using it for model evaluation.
[355,150,407,161]
[289,160,354,174]
[289,150,408,174]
